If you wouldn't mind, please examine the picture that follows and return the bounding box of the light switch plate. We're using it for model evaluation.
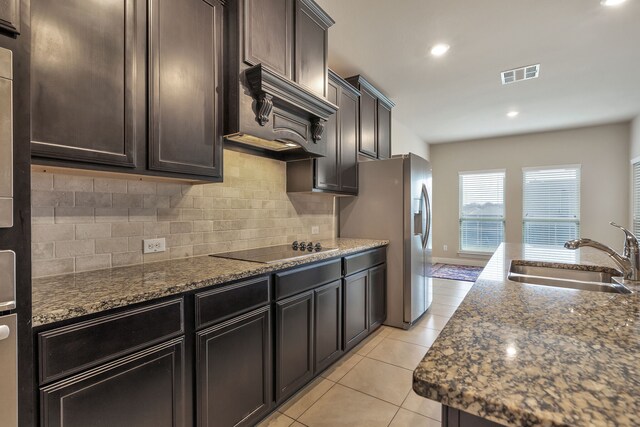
[311,226,319,235]
[143,238,166,254]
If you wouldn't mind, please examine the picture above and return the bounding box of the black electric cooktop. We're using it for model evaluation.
[211,241,338,264]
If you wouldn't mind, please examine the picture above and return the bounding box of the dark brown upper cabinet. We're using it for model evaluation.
[31,0,223,182]
[31,0,145,168]
[0,0,20,35]
[286,70,360,195]
[148,0,224,178]
[225,0,337,161]
[345,75,395,161]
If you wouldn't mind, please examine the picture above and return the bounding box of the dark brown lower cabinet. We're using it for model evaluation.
[314,280,343,373]
[40,338,185,427]
[276,290,314,403]
[343,270,368,351]
[196,306,271,427]
[368,264,386,330]
[442,406,503,427]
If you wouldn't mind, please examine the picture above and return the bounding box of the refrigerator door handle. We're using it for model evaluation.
[420,184,431,249]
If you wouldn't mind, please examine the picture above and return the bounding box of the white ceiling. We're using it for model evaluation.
[315,0,640,144]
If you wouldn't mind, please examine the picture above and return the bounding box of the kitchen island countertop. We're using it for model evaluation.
[32,238,388,327]
[413,243,640,427]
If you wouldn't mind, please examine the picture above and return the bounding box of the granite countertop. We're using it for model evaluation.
[413,243,640,427]
[32,238,388,327]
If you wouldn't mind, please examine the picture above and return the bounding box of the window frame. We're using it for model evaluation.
[522,164,581,247]
[458,169,506,255]
[632,158,640,236]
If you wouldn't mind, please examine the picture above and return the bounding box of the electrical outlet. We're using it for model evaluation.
[311,226,320,235]
[143,238,166,254]
[443,244,448,252]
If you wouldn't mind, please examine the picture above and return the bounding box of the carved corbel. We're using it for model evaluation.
[311,118,326,142]
[255,93,274,126]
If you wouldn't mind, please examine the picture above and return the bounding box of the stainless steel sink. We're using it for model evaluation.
[508,262,631,294]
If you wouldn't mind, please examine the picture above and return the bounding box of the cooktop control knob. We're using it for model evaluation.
[299,241,306,250]
[292,241,299,249]
[314,243,322,252]
[307,244,314,252]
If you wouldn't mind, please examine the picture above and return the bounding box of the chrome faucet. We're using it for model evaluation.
[564,222,640,281]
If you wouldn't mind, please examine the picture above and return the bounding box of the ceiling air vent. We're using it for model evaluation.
[501,64,540,85]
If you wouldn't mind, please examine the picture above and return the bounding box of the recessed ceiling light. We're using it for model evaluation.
[601,0,626,6]
[507,111,519,118]
[430,44,450,57]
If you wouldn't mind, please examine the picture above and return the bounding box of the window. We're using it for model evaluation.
[522,166,580,247]
[633,161,640,235]
[459,171,505,253]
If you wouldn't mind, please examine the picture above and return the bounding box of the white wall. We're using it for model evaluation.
[392,117,430,160]
[430,123,631,263]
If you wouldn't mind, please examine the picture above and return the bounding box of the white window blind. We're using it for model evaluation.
[634,161,640,235]
[523,166,580,247]
[459,171,505,253]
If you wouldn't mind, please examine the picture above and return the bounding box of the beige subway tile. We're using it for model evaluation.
[158,208,181,221]
[32,224,75,242]
[31,173,53,190]
[32,190,74,207]
[170,246,193,259]
[170,222,193,234]
[129,208,156,222]
[32,242,54,260]
[94,177,128,193]
[96,237,129,254]
[144,222,170,236]
[127,180,157,194]
[113,193,143,208]
[33,258,74,278]
[202,186,223,197]
[75,254,111,272]
[156,183,183,196]
[203,210,224,220]
[165,234,185,248]
[181,209,203,221]
[76,223,111,239]
[193,220,213,232]
[183,233,203,245]
[143,251,170,263]
[112,251,142,267]
[54,207,94,224]
[55,240,95,258]
[127,236,144,252]
[112,222,144,237]
[193,197,214,209]
[32,207,55,224]
[95,208,129,223]
[170,195,193,208]
[143,195,170,209]
[182,184,203,197]
[53,174,93,192]
[76,192,112,208]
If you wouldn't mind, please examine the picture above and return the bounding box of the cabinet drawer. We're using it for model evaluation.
[38,299,184,385]
[275,259,342,300]
[344,247,386,276]
[195,276,270,330]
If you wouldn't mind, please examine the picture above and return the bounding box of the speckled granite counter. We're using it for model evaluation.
[413,243,640,427]
[32,238,388,327]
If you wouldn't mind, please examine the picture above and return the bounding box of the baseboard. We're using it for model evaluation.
[432,257,487,267]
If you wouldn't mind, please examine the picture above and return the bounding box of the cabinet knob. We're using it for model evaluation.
[0,324,10,341]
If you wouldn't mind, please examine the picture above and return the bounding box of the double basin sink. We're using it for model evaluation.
[508,262,632,294]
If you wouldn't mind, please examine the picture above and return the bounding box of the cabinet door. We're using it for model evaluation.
[243,0,293,78]
[148,0,223,178]
[294,0,328,97]
[359,87,378,158]
[276,290,314,402]
[377,101,392,160]
[368,264,387,330]
[343,271,368,351]
[0,0,19,35]
[339,86,359,194]
[196,307,271,427]
[40,338,185,427]
[315,79,340,192]
[31,0,144,167]
[314,280,342,374]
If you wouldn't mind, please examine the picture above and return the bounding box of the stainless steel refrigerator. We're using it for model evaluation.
[339,154,432,329]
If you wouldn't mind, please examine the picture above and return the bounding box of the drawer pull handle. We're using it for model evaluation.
[0,324,10,341]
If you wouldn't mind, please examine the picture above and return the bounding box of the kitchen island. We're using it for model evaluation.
[413,243,640,427]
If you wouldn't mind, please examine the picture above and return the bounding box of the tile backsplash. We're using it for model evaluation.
[32,150,337,278]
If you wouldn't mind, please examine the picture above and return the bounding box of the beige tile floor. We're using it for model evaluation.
[258,278,474,427]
